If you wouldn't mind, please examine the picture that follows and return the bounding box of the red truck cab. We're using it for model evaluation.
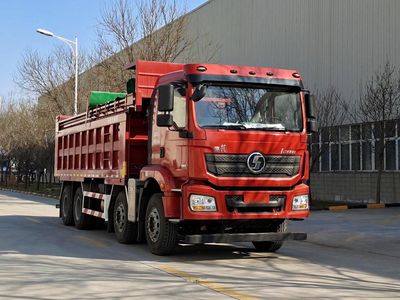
[56,60,317,255]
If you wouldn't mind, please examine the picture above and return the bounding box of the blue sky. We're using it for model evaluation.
[0,0,207,100]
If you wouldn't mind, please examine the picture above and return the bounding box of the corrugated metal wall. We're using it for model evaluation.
[184,0,400,100]
[181,0,400,202]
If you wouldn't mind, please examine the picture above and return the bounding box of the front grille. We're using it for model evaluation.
[206,154,300,177]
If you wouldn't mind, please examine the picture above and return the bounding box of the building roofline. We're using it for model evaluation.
[186,0,213,16]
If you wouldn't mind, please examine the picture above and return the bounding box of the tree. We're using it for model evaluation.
[350,62,400,203]
[91,0,192,91]
[16,46,92,116]
[310,87,347,170]
[11,0,217,189]
[15,47,91,187]
[0,97,55,189]
[0,101,33,186]
[16,0,217,113]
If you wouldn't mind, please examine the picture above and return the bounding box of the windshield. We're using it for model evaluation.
[194,85,303,131]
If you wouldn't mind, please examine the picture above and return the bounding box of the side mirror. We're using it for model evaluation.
[307,119,318,133]
[126,78,135,94]
[304,92,318,133]
[191,84,207,102]
[157,114,174,127]
[304,92,317,119]
[158,84,174,112]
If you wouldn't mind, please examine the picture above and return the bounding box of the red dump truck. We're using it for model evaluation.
[55,60,317,255]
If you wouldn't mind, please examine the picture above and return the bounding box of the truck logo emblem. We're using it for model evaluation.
[247,152,266,174]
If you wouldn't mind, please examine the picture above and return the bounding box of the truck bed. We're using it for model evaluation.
[54,97,148,185]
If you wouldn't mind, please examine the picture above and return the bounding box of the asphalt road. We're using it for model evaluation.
[0,190,399,299]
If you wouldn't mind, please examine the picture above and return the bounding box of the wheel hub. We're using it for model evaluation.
[147,207,160,243]
[115,203,125,232]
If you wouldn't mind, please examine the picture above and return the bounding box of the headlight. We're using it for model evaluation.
[190,194,217,212]
[292,194,309,210]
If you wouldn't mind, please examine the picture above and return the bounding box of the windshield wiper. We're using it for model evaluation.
[202,122,286,131]
[241,122,286,131]
[202,123,247,129]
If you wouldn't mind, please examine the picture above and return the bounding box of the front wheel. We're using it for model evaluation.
[145,193,177,255]
[252,220,287,252]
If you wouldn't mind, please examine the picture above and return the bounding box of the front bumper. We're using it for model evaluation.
[182,183,310,220]
[184,232,307,244]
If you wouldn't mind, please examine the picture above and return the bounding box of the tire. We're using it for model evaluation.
[73,187,94,230]
[252,220,288,252]
[145,193,177,255]
[60,185,74,226]
[114,191,138,244]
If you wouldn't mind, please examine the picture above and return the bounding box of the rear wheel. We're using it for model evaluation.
[145,193,177,255]
[73,187,94,229]
[114,191,138,243]
[60,185,74,226]
[252,220,287,252]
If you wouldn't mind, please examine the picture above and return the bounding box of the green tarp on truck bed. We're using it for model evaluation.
[89,91,127,108]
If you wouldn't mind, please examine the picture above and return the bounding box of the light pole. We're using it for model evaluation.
[36,28,79,115]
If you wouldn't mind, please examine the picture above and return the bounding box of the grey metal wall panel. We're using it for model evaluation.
[310,172,400,203]
[183,0,400,102]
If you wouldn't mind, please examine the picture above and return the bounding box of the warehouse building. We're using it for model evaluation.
[179,0,400,203]
[72,0,400,203]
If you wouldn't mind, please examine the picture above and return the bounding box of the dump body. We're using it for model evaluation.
[55,61,182,184]
[55,101,129,184]
[55,99,149,185]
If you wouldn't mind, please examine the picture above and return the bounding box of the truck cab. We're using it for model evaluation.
[139,62,316,254]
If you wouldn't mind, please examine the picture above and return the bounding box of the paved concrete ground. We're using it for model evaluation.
[0,190,399,299]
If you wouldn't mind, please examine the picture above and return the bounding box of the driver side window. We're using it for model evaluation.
[172,86,187,128]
